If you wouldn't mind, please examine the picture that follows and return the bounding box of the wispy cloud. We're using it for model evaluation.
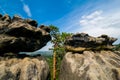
[54,9,120,43]
[70,10,120,43]
[20,0,32,17]
[79,10,120,37]
[23,4,32,17]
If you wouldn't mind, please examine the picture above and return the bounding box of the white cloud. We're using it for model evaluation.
[20,0,32,17]
[75,10,120,43]
[82,10,103,19]
[80,10,104,28]
[23,3,32,17]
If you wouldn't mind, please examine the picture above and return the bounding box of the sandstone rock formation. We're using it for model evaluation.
[65,33,117,52]
[59,33,120,80]
[0,14,51,54]
[0,54,50,80]
[0,14,51,80]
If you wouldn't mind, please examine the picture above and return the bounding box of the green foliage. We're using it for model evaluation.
[49,25,72,80]
[113,43,120,51]
[49,25,72,58]
[49,25,60,44]
[46,56,53,80]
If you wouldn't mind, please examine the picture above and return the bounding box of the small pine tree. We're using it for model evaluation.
[49,25,72,80]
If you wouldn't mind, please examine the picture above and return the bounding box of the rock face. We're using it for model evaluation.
[59,33,120,80]
[59,51,120,80]
[0,54,50,80]
[0,14,51,53]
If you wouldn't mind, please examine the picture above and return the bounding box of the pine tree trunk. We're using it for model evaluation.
[53,52,56,80]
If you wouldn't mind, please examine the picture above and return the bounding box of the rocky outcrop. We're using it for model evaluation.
[0,54,50,80]
[0,14,51,54]
[59,33,120,80]
[65,33,117,52]
[0,14,51,80]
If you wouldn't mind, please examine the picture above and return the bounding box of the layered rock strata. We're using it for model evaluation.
[65,33,117,52]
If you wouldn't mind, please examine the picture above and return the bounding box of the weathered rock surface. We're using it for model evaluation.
[0,54,50,80]
[0,14,51,53]
[65,33,117,52]
[0,14,51,80]
[59,33,120,80]
[59,51,120,80]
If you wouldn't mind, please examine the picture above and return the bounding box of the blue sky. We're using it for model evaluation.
[0,0,120,51]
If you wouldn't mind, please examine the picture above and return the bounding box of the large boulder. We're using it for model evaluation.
[59,51,120,80]
[0,54,50,80]
[0,14,51,54]
[59,33,120,80]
